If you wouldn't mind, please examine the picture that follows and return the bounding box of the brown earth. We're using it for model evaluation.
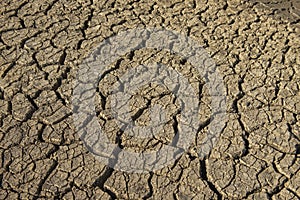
[0,0,299,199]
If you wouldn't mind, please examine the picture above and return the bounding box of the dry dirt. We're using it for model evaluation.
[0,0,299,199]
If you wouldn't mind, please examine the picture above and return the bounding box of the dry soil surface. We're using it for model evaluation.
[0,0,299,199]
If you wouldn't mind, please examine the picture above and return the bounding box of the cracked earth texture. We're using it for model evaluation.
[0,0,299,199]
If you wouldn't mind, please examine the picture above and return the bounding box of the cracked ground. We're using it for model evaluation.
[0,0,300,199]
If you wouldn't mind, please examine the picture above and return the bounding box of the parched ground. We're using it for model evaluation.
[0,0,299,199]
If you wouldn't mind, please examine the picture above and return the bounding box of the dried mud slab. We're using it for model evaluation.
[0,0,299,199]
[253,0,300,24]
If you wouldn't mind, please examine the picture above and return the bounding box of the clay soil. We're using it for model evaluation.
[0,0,299,199]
